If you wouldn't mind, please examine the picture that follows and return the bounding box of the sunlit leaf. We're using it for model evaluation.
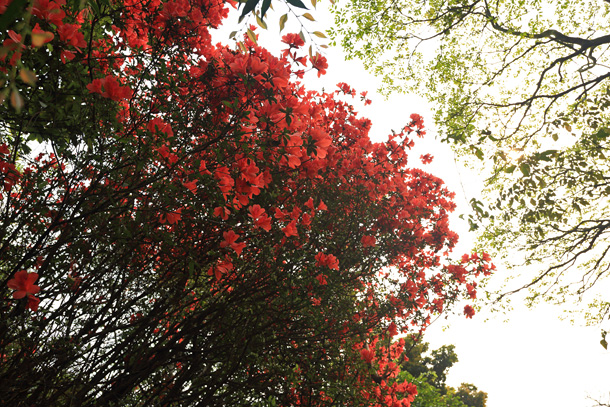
[302,12,315,21]
[519,163,531,177]
[19,69,37,85]
[31,31,54,47]
[246,28,258,44]
[279,13,288,32]
[10,89,23,112]
[256,15,267,29]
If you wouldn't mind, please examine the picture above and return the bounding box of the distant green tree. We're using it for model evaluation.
[455,383,488,407]
[401,338,487,406]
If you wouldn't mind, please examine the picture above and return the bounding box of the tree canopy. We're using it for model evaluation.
[0,0,492,405]
[399,338,488,407]
[330,0,610,325]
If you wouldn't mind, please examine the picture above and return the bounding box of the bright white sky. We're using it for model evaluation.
[215,2,610,406]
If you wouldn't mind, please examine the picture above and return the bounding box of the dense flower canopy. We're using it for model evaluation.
[0,0,493,405]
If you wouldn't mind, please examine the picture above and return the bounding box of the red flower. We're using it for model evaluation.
[213,206,230,220]
[221,230,246,255]
[248,204,265,220]
[360,348,375,364]
[221,230,239,248]
[388,322,398,337]
[255,216,272,232]
[183,179,197,194]
[361,235,376,248]
[0,0,12,14]
[282,220,298,237]
[7,270,40,299]
[57,23,87,50]
[281,33,304,48]
[310,54,328,77]
[86,75,132,101]
[164,208,182,224]
[464,304,475,318]
[410,113,424,128]
[420,154,434,164]
[315,252,339,270]
[32,0,66,26]
[27,295,40,312]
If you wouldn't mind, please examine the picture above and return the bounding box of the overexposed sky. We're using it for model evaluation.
[214,3,610,406]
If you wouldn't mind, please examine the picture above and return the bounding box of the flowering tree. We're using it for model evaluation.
[0,0,493,405]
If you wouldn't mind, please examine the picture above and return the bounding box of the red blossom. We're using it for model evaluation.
[282,220,298,237]
[86,75,132,101]
[183,179,197,193]
[27,295,40,312]
[360,348,375,364]
[310,53,328,77]
[32,0,66,26]
[315,252,339,270]
[164,208,182,224]
[464,304,475,318]
[361,235,376,247]
[7,270,40,300]
[420,154,434,164]
[281,33,304,48]
[213,206,230,220]
[57,23,87,50]
[0,0,12,14]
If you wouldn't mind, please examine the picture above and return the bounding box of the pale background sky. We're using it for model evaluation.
[214,2,610,405]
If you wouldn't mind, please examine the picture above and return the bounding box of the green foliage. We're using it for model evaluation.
[454,383,487,407]
[330,0,610,329]
[401,338,487,406]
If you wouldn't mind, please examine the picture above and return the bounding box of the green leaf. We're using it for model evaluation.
[286,0,308,9]
[240,0,259,17]
[313,30,327,38]
[256,14,268,29]
[246,28,258,44]
[538,149,557,162]
[601,339,608,350]
[0,0,27,32]
[519,163,531,176]
[261,0,271,18]
[260,0,271,19]
[279,13,288,32]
